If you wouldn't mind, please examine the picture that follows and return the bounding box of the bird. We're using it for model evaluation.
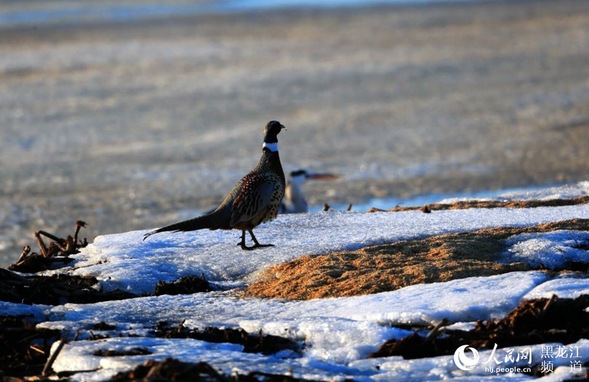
[143,120,286,250]
[280,169,339,213]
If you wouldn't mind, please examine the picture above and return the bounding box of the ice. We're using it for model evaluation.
[49,335,368,382]
[40,272,546,330]
[49,336,300,381]
[439,181,589,204]
[40,203,589,295]
[38,272,531,331]
[0,301,47,320]
[499,181,589,202]
[41,271,550,378]
[48,331,589,381]
[524,275,589,300]
[504,231,589,269]
[352,339,589,381]
[5,183,589,380]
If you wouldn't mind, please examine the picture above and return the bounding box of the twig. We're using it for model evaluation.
[36,230,66,246]
[35,231,49,257]
[538,294,558,318]
[42,338,66,376]
[425,318,449,342]
[74,220,87,245]
[16,246,31,264]
[29,345,46,355]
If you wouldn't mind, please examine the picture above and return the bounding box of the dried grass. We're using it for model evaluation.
[245,217,589,300]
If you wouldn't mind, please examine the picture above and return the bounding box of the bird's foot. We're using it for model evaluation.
[237,230,274,250]
[143,232,155,241]
[237,242,274,251]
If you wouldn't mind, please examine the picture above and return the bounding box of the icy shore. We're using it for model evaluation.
[2,183,588,380]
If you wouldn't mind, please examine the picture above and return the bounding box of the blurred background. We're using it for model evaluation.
[1,0,589,266]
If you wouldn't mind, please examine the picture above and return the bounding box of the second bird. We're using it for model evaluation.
[143,120,286,250]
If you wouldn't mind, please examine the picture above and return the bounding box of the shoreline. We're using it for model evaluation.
[0,0,515,29]
[1,194,588,380]
[1,0,589,266]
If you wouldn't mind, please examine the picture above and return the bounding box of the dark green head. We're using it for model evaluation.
[263,120,285,144]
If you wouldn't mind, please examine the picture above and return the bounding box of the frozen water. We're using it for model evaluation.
[504,231,589,269]
[42,310,589,381]
[3,182,589,380]
[39,271,547,341]
[524,275,589,300]
[40,203,589,294]
[39,270,584,380]
[438,181,589,205]
[499,181,589,202]
[0,0,497,28]
[0,301,47,321]
[351,339,589,381]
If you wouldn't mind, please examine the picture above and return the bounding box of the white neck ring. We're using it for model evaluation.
[263,142,279,152]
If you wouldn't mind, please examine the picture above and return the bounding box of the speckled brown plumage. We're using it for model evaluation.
[144,121,286,250]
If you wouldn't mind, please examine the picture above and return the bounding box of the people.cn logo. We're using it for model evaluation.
[454,345,480,370]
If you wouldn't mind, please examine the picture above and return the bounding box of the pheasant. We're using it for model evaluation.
[144,120,286,250]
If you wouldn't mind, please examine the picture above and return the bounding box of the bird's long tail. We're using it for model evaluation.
[143,214,215,241]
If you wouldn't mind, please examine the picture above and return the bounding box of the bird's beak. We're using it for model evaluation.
[307,173,339,180]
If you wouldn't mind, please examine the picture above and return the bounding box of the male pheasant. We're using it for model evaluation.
[143,120,286,250]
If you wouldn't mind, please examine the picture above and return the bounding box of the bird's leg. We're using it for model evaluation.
[247,229,274,250]
[237,230,248,249]
[237,230,274,250]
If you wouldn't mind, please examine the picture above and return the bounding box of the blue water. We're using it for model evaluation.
[0,0,479,28]
[318,185,549,212]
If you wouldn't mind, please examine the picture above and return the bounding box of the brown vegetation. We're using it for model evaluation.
[370,195,589,212]
[370,294,589,368]
[245,219,589,300]
[112,358,310,382]
[152,321,299,356]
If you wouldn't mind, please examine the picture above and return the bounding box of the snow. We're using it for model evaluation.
[35,271,558,381]
[41,203,589,295]
[499,181,589,202]
[351,339,589,381]
[439,180,589,204]
[4,182,589,380]
[0,301,47,320]
[38,271,547,362]
[503,230,589,269]
[524,274,589,300]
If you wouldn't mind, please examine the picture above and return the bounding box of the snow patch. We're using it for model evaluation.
[504,230,589,269]
[40,204,589,295]
[5,182,589,380]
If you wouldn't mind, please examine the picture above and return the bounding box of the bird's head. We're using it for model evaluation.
[263,120,286,144]
[289,169,340,186]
